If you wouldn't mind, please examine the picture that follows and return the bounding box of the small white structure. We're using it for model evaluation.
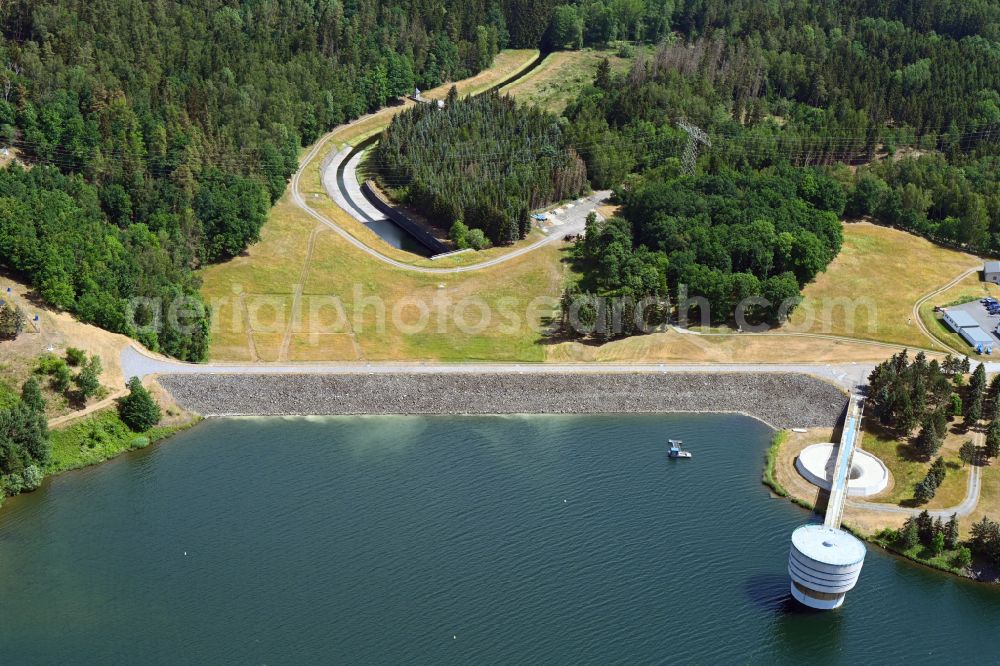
[984,261,1000,285]
[788,524,866,610]
[796,443,889,497]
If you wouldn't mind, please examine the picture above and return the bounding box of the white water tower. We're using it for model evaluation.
[788,524,866,610]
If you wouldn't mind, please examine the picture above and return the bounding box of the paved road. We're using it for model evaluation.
[847,431,985,519]
[121,344,872,389]
[311,144,610,273]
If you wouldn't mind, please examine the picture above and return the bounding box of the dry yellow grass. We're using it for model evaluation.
[966,464,1000,538]
[859,420,970,509]
[201,202,567,362]
[0,273,133,418]
[784,221,980,348]
[425,50,539,100]
[499,48,639,113]
[546,330,905,364]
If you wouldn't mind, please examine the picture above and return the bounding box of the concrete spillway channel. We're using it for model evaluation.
[788,394,868,610]
[328,52,548,256]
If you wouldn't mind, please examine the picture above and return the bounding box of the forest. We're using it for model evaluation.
[372,89,586,245]
[0,377,48,497]
[563,166,844,333]
[0,0,517,359]
[557,0,999,335]
[0,0,997,351]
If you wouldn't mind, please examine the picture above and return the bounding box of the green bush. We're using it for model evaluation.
[21,464,43,491]
[52,365,71,392]
[118,377,161,432]
[3,472,23,496]
[130,436,150,449]
[34,354,67,375]
[761,431,788,497]
[466,228,491,250]
[65,347,87,367]
[0,380,19,410]
[74,355,103,400]
[449,220,469,249]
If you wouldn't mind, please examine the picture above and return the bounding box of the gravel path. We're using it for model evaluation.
[157,371,848,430]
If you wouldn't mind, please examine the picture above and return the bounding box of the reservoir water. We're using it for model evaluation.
[1,414,999,663]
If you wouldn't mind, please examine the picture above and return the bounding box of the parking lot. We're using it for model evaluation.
[943,298,1000,339]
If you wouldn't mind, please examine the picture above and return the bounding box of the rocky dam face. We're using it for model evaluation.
[156,371,849,429]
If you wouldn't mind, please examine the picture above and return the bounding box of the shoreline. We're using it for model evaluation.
[156,371,849,430]
[762,429,994,585]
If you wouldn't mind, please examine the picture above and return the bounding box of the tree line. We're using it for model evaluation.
[555,0,998,341]
[560,166,844,338]
[0,376,48,497]
[0,0,521,358]
[373,89,587,246]
[846,155,999,257]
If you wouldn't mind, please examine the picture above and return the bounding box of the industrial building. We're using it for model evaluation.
[942,307,995,354]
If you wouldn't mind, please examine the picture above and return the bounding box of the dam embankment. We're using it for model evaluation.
[156,371,848,429]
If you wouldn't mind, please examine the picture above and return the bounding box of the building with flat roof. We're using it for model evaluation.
[984,261,1000,284]
[942,308,994,353]
[962,326,995,353]
[943,308,978,330]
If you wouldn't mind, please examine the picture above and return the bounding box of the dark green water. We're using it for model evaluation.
[2,414,999,664]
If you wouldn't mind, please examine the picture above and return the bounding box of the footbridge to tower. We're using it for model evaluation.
[787,393,868,610]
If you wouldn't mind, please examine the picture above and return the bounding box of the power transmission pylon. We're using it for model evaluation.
[677,120,711,175]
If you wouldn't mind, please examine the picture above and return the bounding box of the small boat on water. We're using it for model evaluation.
[667,439,692,459]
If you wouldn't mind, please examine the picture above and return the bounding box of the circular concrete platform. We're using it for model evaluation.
[795,443,889,497]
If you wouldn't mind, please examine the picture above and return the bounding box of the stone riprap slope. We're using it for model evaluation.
[157,372,847,429]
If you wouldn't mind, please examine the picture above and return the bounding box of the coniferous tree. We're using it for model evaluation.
[987,418,1000,459]
[960,440,978,466]
[20,378,45,415]
[914,476,936,504]
[914,415,942,459]
[916,510,935,544]
[987,376,1000,418]
[965,364,987,425]
[899,518,920,550]
[945,513,960,550]
[930,457,947,487]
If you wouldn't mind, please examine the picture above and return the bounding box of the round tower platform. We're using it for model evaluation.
[788,524,866,610]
